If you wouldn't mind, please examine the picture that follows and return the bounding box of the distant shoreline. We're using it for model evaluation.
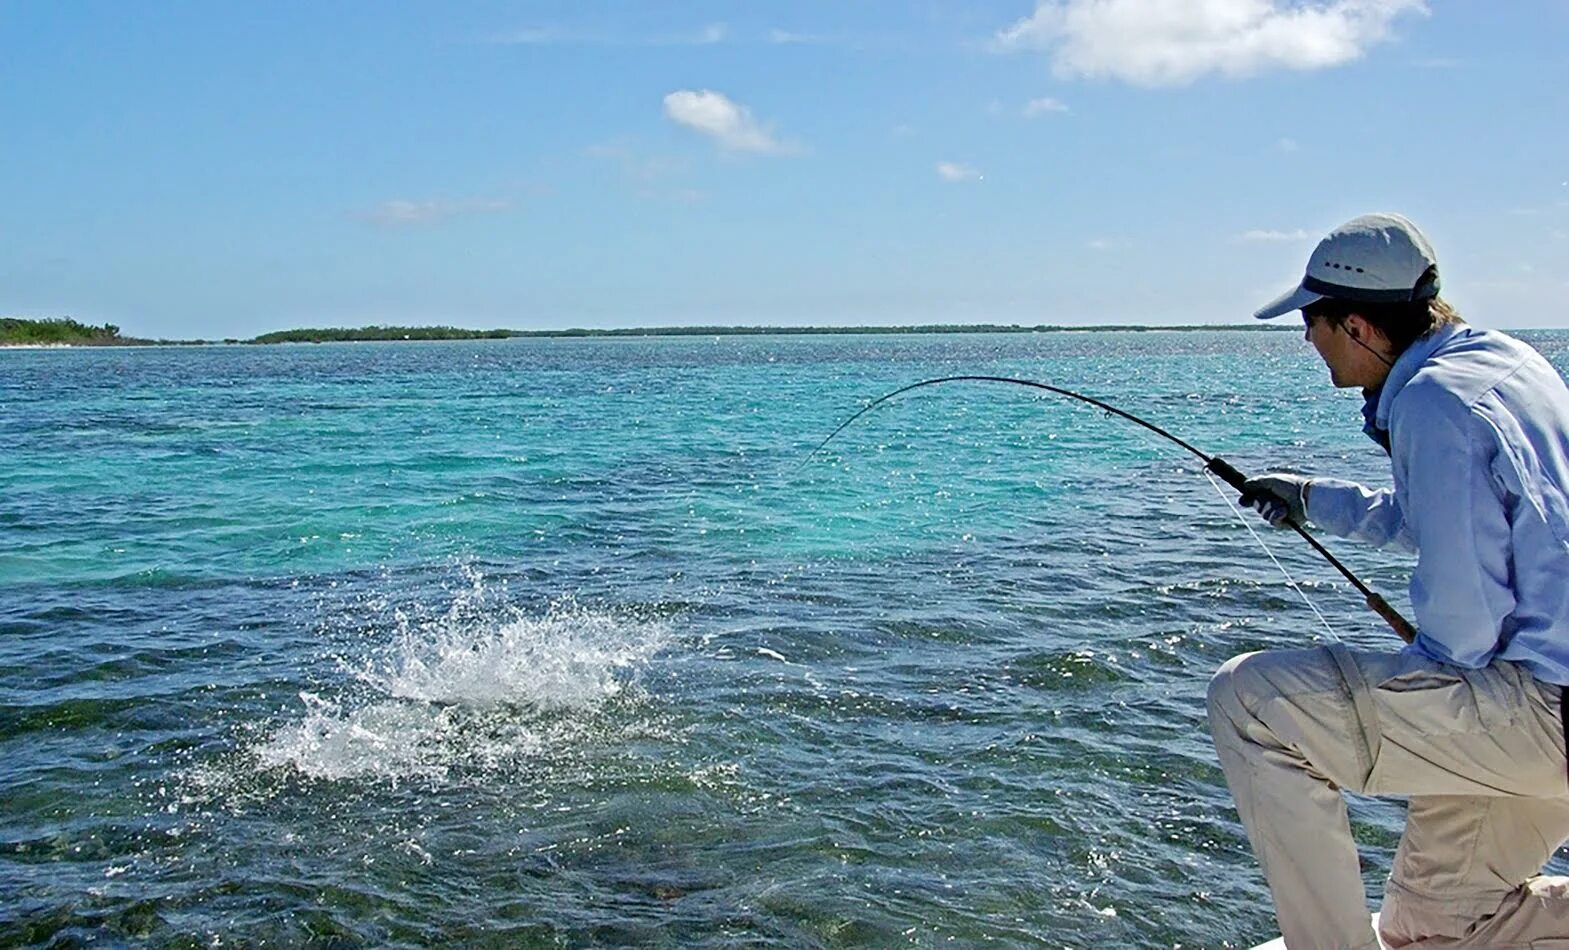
[3,320,1296,347]
[247,323,1295,343]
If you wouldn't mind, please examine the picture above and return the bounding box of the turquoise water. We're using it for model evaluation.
[5,330,1567,947]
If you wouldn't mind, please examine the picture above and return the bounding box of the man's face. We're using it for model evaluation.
[1302,311,1361,388]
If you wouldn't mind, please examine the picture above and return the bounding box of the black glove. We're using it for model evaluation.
[1240,473,1311,527]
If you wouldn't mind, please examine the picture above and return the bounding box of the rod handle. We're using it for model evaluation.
[1205,457,1251,493]
[1367,592,1417,644]
[1215,455,1419,646]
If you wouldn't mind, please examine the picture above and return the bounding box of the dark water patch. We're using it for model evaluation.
[873,617,1013,646]
[1,899,174,946]
[31,413,198,437]
[0,695,165,737]
[15,640,254,695]
[39,570,268,593]
[0,816,170,868]
[1003,647,1134,691]
[10,602,143,627]
[0,509,36,530]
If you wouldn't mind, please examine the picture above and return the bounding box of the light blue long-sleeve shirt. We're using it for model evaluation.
[1305,323,1569,686]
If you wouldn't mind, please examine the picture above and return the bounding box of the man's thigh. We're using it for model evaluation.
[1218,646,1565,798]
[1348,650,1565,799]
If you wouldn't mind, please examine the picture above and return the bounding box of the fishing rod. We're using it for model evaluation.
[806,375,1416,644]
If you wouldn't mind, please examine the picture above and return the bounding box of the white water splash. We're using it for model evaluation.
[256,691,465,782]
[366,597,664,709]
[255,588,671,782]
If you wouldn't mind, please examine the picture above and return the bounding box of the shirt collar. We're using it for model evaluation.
[1372,322,1469,432]
[1361,388,1390,453]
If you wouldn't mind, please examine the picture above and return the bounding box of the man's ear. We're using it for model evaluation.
[1343,313,1369,341]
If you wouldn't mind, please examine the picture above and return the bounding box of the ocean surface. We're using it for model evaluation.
[5,329,1568,948]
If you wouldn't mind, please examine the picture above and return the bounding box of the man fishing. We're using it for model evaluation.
[1209,212,1569,947]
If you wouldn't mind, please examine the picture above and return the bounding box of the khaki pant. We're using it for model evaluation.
[1207,645,1569,949]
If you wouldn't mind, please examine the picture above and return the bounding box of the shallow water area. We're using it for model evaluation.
[5,330,1567,946]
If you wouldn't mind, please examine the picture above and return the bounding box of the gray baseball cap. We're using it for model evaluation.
[1254,212,1441,320]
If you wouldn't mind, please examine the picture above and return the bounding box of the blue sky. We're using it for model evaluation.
[2,1,1565,338]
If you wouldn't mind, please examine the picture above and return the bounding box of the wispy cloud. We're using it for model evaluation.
[767,27,905,51]
[584,144,688,183]
[993,0,1428,87]
[768,28,837,46]
[584,144,703,203]
[663,90,793,155]
[664,23,727,46]
[1277,137,1300,152]
[1023,96,1071,117]
[488,28,561,45]
[488,23,726,47]
[353,198,513,228]
[1240,228,1311,242]
[936,162,982,182]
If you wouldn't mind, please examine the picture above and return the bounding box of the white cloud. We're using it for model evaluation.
[663,90,791,155]
[1277,137,1300,152]
[355,198,512,228]
[994,0,1428,87]
[936,162,982,182]
[1240,228,1311,241]
[1023,96,1071,116]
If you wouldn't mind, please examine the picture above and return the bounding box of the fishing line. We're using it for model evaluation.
[805,375,1415,643]
[1203,469,1340,642]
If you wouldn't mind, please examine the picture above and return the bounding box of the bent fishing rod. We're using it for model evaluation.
[805,375,1416,644]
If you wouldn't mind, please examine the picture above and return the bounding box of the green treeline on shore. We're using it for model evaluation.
[250,325,520,343]
[0,317,224,347]
[252,323,1283,343]
[0,317,138,345]
[3,317,1287,347]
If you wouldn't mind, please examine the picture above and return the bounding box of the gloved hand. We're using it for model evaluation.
[1240,473,1311,527]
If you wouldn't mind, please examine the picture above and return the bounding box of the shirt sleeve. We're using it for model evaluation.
[1304,477,1416,552]
[1391,386,1516,669]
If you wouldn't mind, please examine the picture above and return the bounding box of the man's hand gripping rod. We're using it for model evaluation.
[1208,458,1416,644]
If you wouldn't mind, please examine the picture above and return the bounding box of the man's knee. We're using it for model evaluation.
[1207,650,1267,729]
[1380,877,1536,946]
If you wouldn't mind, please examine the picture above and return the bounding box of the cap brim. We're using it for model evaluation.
[1253,283,1324,320]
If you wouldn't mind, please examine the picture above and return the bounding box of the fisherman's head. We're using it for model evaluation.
[1253,213,1461,389]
